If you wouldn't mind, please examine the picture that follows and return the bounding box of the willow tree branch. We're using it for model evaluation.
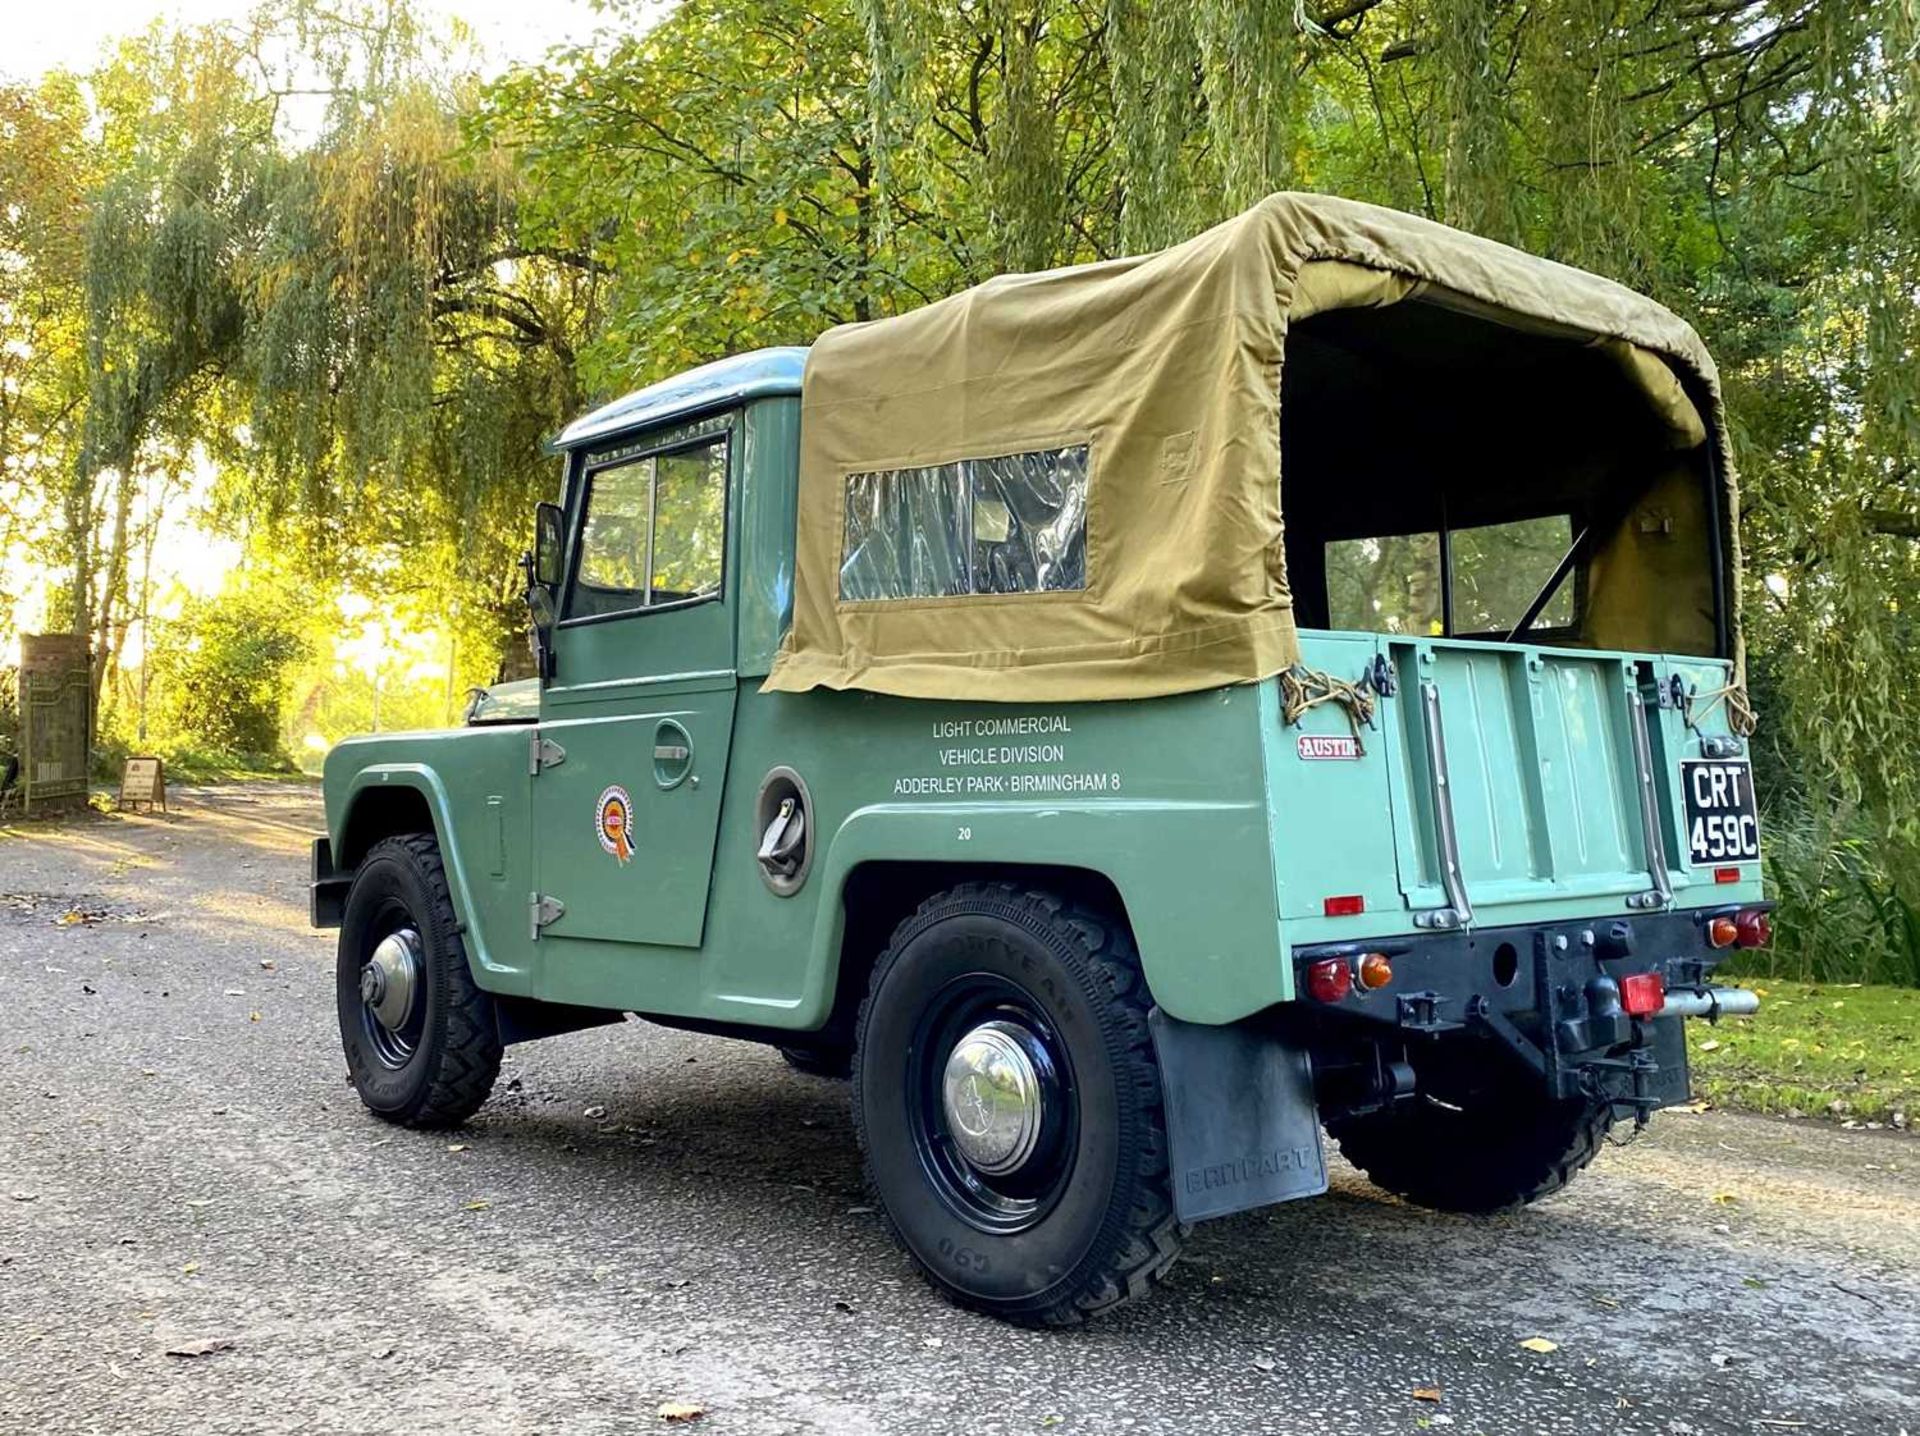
[1312,0,1389,25]
[1866,511,1920,539]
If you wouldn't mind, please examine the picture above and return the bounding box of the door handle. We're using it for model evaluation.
[653,720,694,790]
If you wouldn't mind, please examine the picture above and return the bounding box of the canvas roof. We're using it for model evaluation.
[763,193,1738,701]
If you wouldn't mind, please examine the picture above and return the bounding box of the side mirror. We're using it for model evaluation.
[533,502,564,588]
[525,502,565,682]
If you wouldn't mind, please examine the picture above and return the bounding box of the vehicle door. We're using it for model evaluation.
[530,414,738,971]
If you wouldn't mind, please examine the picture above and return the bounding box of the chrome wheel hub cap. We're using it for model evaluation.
[940,1021,1044,1176]
[362,928,422,1032]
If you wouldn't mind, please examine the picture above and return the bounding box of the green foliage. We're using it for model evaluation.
[1687,984,1919,1125]
[147,581,312,760]
[0,667,17,757]
[1735,807,1920,989]
[91,729,298,785]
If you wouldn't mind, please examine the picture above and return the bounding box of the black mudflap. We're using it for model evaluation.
[1149,1010,1328,1223]
[1642,1015,1693,1110]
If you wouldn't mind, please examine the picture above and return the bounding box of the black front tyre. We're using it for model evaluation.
[1329,1090,1613,1214]
[852,882,1185,1325]
[337,833,502,1128]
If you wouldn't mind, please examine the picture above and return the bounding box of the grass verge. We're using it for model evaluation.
[1686,982,1917,1127]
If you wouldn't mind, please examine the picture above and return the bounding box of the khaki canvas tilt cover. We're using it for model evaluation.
[763,192,1739,701]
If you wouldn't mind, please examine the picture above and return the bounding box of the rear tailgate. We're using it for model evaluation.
[1384,639,1657,922]
[1267,633,1760,942]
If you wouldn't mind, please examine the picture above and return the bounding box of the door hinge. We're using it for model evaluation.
[530,892,566,939]
[529,733,567,775]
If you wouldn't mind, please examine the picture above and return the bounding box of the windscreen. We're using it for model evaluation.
[1326,515,1577,638]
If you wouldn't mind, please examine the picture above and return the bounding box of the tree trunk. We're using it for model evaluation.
[64,466,93,641]
[92,470,135,728]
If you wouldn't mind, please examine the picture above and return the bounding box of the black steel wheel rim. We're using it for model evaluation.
[906,973,1079,1235]
[359,900,427,1071]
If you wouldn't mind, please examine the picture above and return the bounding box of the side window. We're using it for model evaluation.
[649,441,727,603]
[569,432,728,620]
[575,459,652,604]
[840,443,1088,602]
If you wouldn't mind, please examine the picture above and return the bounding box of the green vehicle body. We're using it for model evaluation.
[321,351,1760,1040]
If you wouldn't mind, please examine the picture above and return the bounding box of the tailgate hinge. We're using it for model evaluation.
[1414,680,1474,931]
[529,733,567,775]
[1625,690,1675,910]
[530,892,566,939]
[1367,651,1397,698]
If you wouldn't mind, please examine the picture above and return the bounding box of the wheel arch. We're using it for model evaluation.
[337,781,439,870]
[804,799,1289,1030]
[815,859,1133,1041]
[330,765,497,986]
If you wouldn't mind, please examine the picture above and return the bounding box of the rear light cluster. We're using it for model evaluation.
[1305,952,1393,1003]
[1707,907,1772,950]
[1619,970,1665,1017]
[1305,958,1350,1003]
[1357,953,1394,991]
[1305,907,1771,1007]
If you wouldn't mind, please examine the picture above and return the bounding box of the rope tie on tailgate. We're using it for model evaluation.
[1686,682,1757,736]
[1280,665,1377,752]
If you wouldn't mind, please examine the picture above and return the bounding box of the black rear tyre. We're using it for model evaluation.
[337,833,502,1128]
[780,1044,853,1079]
[852,882,1185,1325]
[1329,1090,1612,1214]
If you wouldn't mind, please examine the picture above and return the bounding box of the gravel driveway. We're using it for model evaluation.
[2,784,1915,1435]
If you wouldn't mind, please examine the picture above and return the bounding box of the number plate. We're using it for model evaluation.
[1679,760,1760,867]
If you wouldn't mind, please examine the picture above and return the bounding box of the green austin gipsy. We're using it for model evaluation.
[313,193,1770,1326]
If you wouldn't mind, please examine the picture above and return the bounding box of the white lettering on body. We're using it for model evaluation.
[896,712,1119,801]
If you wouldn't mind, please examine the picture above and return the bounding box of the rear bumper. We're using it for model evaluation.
[1292,906,1769,1117]
[310,837,350,930]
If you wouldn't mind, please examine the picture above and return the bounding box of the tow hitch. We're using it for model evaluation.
[1659,986,1761,1021]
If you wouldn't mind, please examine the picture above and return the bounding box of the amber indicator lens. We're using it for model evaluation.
[1356,953,1393,991]
[1707,915,1739,948]
[1306,958,1352,1003]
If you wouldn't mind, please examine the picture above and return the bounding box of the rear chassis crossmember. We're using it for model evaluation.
[1292,907,1768,1125]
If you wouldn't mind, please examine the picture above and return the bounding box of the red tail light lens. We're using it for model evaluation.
[1714,867,1742,885]
[1707,915,1739,949]
[1735,908,1772,949]
[1620,971,1665,1018]
[1323,894,1365,918]
[1306,958,1352,1003]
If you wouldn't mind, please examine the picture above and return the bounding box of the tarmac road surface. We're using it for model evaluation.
[1,784,1915,1436]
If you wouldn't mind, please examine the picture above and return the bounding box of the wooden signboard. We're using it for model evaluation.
[119,755,167,812]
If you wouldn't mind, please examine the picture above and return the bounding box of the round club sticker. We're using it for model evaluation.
[595,785,635,864]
